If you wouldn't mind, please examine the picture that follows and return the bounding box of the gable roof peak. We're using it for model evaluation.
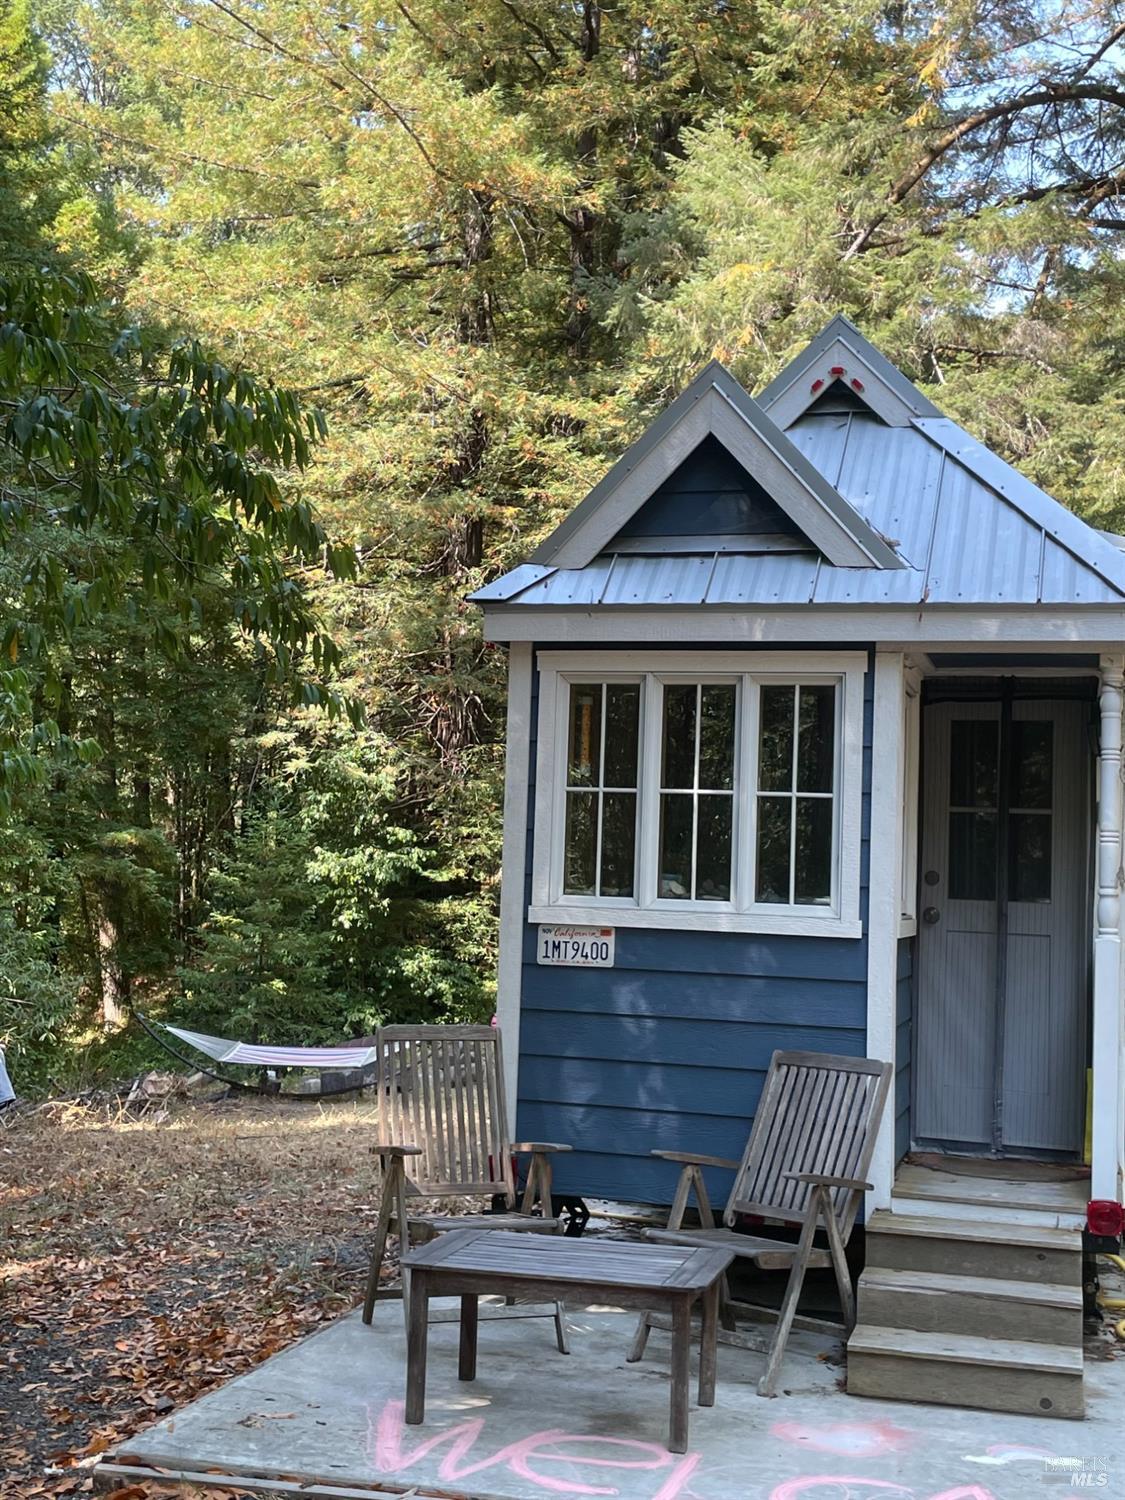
[528,357,904,572]
[759,314,944,428]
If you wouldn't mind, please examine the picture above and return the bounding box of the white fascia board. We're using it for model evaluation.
[914,418,1125,601]
[762,336,919,429]
[481,605,1125,646]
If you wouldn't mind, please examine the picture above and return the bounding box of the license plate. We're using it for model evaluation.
[536,925,615,967]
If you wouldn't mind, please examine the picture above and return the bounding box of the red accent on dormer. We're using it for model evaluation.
[810,378,824,393]
[851,378,865,392]
[829,365,846,376]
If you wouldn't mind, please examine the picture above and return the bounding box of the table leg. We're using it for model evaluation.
[668,1296,691,1455]
[458,1294,479,1382]
[698,1281,718,1407]
[405,1271,430,1424]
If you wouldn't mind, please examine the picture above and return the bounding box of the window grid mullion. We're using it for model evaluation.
[638,676,661,906]
[788,685,800,905]
[690,683,702,900]
[593,683,607,897]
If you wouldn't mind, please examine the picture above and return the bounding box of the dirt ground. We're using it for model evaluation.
[2,1090,390,1500]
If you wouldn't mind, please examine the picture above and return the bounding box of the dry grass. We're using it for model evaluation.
[2,1092,393,1499]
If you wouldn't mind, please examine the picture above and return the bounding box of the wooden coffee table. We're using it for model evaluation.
[401,1227,734,1453]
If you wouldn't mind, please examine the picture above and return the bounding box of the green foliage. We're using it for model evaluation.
[178,792,345,1043]
[180,730,492,1044]
[6,0,1125,1082]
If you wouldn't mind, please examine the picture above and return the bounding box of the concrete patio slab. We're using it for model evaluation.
[101,1301,1125,1500]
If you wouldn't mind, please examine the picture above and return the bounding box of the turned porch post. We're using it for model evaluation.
[1092,655,1125,1204]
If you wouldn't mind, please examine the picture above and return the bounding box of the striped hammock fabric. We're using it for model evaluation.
[164,1023,378,1070]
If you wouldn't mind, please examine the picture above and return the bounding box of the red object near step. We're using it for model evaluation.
[1087,1199,1124,1237]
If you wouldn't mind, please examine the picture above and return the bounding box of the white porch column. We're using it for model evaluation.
[496,642,533,1136]
[866,651,908,1211]
[1092,654,1125,1204]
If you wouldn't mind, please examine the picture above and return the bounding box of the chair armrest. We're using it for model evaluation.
[371,1143,423,1156]
[784,1172,872,1192]
[653,1150,741,1170]
[511,1141,573,1154]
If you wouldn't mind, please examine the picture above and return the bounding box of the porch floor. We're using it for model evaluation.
[893,1156,1089,1227]
[98,1298,1125,1500]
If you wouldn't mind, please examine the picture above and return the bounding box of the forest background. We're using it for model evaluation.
[5,0,1125,1090]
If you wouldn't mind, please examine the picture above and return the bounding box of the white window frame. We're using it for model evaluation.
[899,670,921,936]
[531,650,866,937]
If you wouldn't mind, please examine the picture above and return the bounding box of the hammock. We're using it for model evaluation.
[139,1015,378,1073]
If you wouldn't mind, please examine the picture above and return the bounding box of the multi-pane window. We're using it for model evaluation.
[563,683,640,897]
[556,670,845,915]
[658,684,736,901]
[755,684,836,906]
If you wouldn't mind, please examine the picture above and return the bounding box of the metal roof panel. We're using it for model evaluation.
[600,552,715,606]
[925,457,1042,604]
[467,563,556,603]
[1040,540,1123,604]
[707,551,822,605]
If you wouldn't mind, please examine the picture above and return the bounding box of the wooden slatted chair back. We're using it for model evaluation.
[377,1025,516,1204]
[724,1050,892,1238]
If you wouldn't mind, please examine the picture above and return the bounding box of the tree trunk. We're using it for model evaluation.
[96,905,129,1029]
[566,2,601,358]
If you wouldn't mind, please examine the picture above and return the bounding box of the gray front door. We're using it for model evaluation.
[914,698,1088,1156]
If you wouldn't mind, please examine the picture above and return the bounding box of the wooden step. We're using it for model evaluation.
[892,1164,1088,1220]
[865,1210,1082,1284]
[857,1266,1082,1345]
[846,1325,1084,1419]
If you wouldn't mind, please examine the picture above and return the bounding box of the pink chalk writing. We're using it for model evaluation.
[367,1399,1000,1500]
[369,1399,702,1499]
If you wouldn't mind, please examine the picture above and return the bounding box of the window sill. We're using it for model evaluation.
[898,916,918,939]
[528,903,863,939]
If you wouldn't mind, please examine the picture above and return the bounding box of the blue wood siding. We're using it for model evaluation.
[515,646,875,1206]
[895,935,914,1162]
[617,435,801,541]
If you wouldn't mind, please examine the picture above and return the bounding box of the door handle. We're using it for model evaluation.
[923,906,941,925]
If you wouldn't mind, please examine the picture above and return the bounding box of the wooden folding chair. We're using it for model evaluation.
[361,1024,571,1351]
[628,1049,892,1395]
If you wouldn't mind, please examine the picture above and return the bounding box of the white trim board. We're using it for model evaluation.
[865,653,908,1211]
[758,314,943,425]
[482,607,1125,646]
[1092,654,1125,1202]
[762,334,923,429]
[496,642,533,1134]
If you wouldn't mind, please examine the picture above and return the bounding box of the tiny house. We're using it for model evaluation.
[470,318,1125,1414]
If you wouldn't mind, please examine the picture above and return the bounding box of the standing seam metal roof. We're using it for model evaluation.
[473,410,1125,610]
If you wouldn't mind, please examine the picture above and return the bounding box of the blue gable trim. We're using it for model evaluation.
[515,643,875,1207]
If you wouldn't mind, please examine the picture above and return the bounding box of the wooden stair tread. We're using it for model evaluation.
[858,1266,1082,1309]
[848,1324,1083,1375]
[866,1209,1081,1252]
